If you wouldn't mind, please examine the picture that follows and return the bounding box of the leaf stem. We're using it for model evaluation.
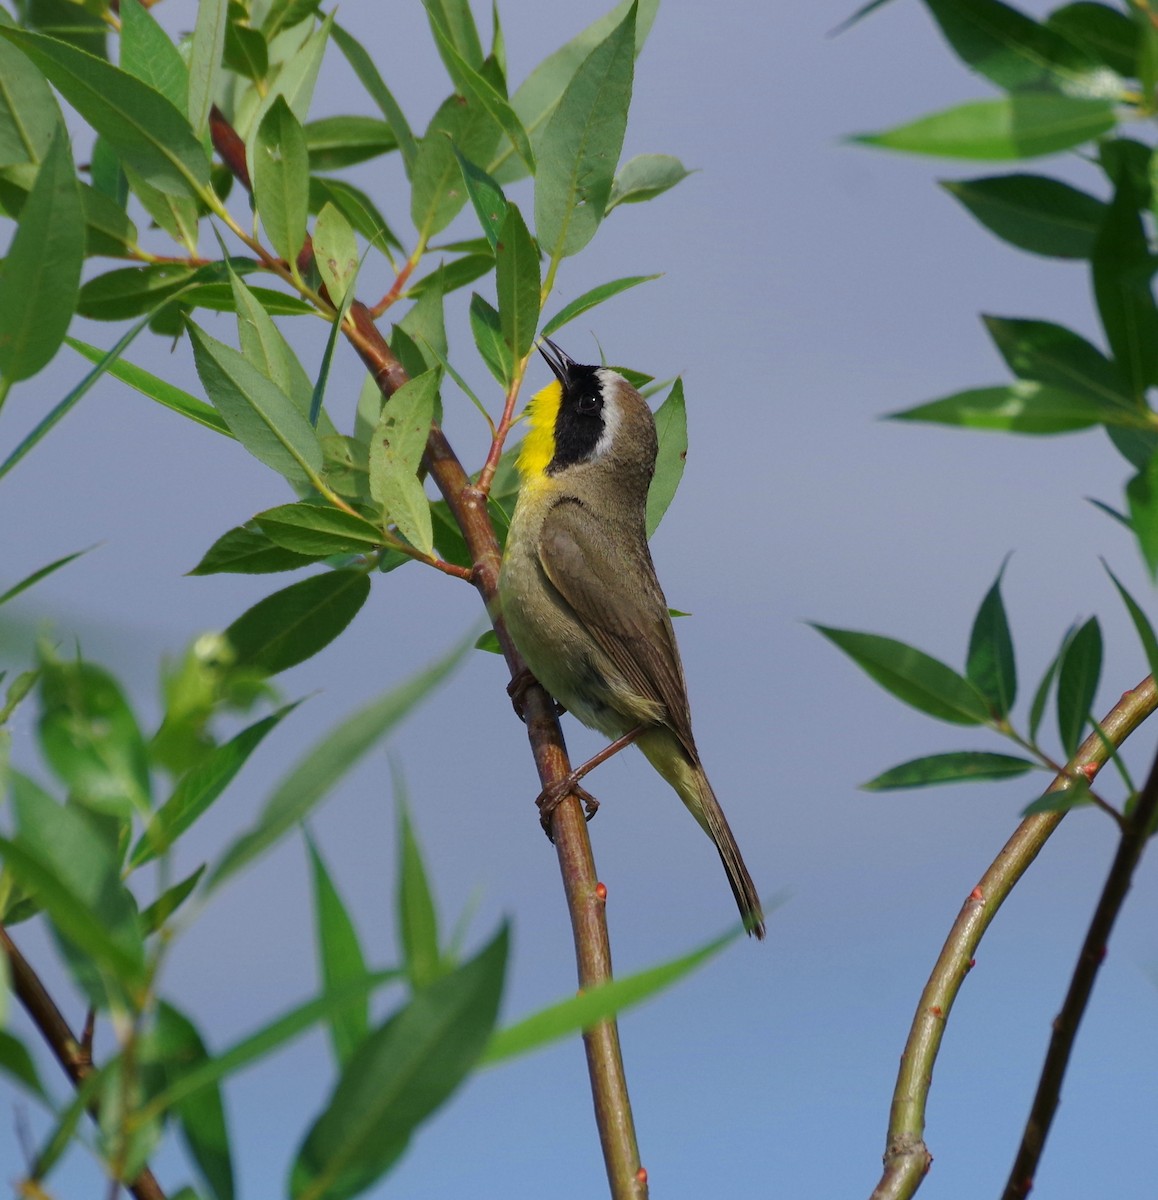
[868,674,1157,1200]
[369,235,426,318]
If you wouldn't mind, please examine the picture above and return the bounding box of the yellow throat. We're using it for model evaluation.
[516,379,563,486]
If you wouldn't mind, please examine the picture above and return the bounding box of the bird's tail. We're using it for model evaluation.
[639,733,766,939]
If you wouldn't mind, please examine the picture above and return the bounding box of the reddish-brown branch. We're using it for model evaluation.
[0,925,167,1200]
[207,108,646,1199]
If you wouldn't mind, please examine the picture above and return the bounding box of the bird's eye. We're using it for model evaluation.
[578,394,600,416]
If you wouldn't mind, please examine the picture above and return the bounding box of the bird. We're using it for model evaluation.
[498,338,765,938]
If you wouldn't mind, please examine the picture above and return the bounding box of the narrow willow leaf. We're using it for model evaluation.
[454,147,508,249]
[139,865,205,935]
[942,174,1106,258]
[1126,454,1158,576]
[483,922,738,1065]
[0,29,60,166]
[0,163,137,256]
[541,274,660,337]
[606,153,692,211]
[309,176,401,253]
[224,570,371,676]
[131,706,298,868]
[1048,2,1138,77]
[851,94,1116,160]
[495,203,540,360]
[37,656,151,815]
[469,291,511,385]
[1103,560,1158,681]
[534,5,635,260]
[424,0,485,71]
[0,28,210,195]
[331,23,417,172]
[77,263,203,320]
[1056,616,1102,755]
[1029,625,1075,742]
[862,751,1035,790]
[120,0,188,110]
[254,96,310,265]
[369,371,438,554]
[1093,165,1158,397]
[646,378,687,536]
[474,630,501,654]
[397,789,441,991]
[189,523,322,575]
[206,631,473,891]
[888,381,1134,433]
[125,164,200,254]
[66,336,229,436]
[966,560,1017,717]
[189,322,324,486]
[1023,776,1092,814]
[407,253,494,298]
[225,21,269,82]
[0,548,88,609]
[187,0,228,136]
[920,0,1121,96]
[306,835,369,1068]
[813,625,990,724]
[289,927,508,1200]
[313,201,359,306]
[255,503,384,555]
[0,1029,47,1101]
[0,128,83,382]
[981,315,1130,406]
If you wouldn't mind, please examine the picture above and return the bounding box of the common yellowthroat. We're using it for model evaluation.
[499,340,765,938]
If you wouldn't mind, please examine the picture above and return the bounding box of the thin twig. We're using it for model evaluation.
[1002,712,1158,1198]
[0,925,167,1200]
[869,675,1158,1200]
[207,109,647,1200]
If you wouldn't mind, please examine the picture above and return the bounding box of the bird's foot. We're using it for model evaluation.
[507,670,565,722]
[536,776,600,839]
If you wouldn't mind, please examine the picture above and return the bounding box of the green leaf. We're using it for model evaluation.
[863,750,1036,790]
[189,321,324,486]
[941,174,1106,258]
[410,90,503,237]
[224,570,371,676]
[1056,616,1102,755]
[0,164,137,256]
[397,791,441,991]
[813,625,991,724]
[131,706,297,868]
[187,0,228,136]
[1093,164,1158,397]
[189,522,324,575]
[851,94,1116,160]
[981,315,1130,406]
[426,7,535,172]
[139,865,205,935]
[126,164,200,254]
[254,96,310,265]
[1103,560,1158,682]
[331,23,417,173]
[369,371,438,554]
[919,0,1121,96]
[398,268,448,371]
[541,274,660,338]
[37,655,151,816]
[646,378,687,537]
[263,0,323,40]
[1023,775,1092,814]
[966,559,1017,718]
[309,176,401,254]
[290,926,508,1200]
[469,291,511,385]
[424,0,485,73]
[1029,625,1075,742]
[454,147,508,250]
[0,128,83,382]
[1048,3,1138,77]
[66,336,229,436]
[483,922,738,1065]
[495,203,540,361]
[313,202,360,312]
[0,1029,48,1101]
[206,631,473,892]
[606,153,691,211]
[119,0,188,110]
[0,548,87,608]
[888,381,1134,433]
[224,21,269,82]
[474,629,501,654]
[407,253,495,299]
[1126,454,1158,576]
[0,27,210,195]
[77,263,201,321]
[304,116,396,170]
[255,503,384,556]
[306,835,369,1068]
[534,4,636,261]
[0,28,60,166]
[5,775,145,992]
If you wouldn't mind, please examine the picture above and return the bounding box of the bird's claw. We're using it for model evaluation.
[507,670,565,722]
[536,778,599,840]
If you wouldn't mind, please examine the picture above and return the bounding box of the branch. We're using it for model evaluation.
[1002,700,1158,1199]
[869,674,1158,1200]
[206,109,647,1199]
[0,924,167,1200]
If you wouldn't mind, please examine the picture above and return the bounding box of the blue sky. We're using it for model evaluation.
[3,1,1158,1197]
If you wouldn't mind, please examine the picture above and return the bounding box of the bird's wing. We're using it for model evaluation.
[537,498,698,760]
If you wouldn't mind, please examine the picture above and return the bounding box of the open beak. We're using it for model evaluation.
[537,337,576,386]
